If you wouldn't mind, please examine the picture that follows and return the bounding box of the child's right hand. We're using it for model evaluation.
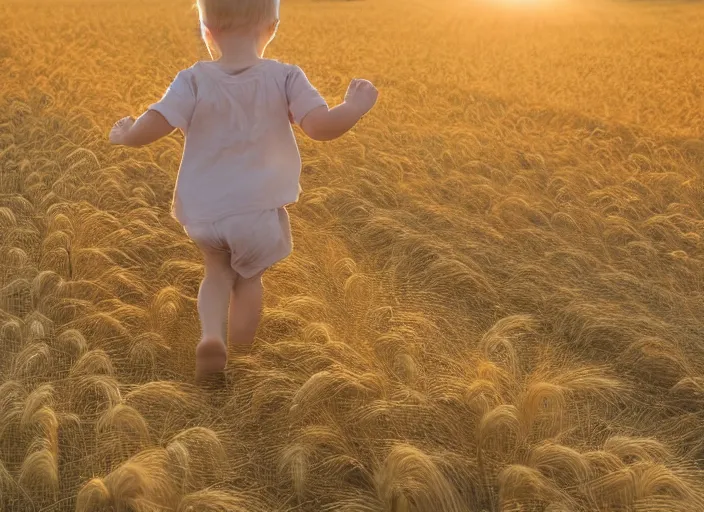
[344,79,378,117]
[109,116,135,145]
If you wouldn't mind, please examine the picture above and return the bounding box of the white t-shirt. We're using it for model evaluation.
[148,59,327,225]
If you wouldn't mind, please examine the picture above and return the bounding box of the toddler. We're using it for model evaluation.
[109,0,378,383]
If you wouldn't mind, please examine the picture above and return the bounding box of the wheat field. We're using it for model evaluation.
[1,0,703,510]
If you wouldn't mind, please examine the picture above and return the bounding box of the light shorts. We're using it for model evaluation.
[184,207,293,279]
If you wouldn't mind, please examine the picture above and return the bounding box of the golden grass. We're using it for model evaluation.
[1,0,703,509]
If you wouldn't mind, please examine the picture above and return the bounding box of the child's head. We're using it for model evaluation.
[195,0,280,58]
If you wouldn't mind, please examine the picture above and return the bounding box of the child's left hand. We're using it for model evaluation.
[109,116,135,144]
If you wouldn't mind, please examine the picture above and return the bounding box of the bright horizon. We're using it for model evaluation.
[1,0,703,510]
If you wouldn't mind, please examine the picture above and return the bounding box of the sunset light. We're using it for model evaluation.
[3,0,704,510]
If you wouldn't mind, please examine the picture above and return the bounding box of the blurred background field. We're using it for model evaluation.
[0,0,703,510]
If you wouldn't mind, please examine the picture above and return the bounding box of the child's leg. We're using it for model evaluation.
[227,270,264,354]
[223,206,292,353]
[195,247,235,381]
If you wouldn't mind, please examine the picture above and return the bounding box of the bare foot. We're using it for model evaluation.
[195,338,227,384]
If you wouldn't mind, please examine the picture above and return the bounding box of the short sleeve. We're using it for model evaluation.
[285,65,327,125]
[148,69,197,132]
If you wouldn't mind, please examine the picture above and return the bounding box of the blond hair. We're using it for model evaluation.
[196,0,279,32]
[196,0,279,59]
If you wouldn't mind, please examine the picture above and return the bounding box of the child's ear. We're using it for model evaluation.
[202,25,220,59]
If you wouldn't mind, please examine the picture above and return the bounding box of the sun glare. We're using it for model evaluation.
[475,0,566,9]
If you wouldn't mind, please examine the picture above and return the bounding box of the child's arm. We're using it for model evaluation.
[110,69,196,147]
[299,79,378,142]
[109,111,175,147]
[287,67,378,142]
[299,103,364,142]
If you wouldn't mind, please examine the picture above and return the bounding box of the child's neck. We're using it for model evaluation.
[213,32,263,70]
